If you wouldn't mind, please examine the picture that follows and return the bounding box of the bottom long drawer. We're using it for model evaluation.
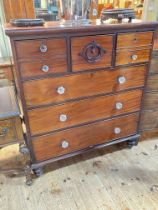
[32,113,139,162]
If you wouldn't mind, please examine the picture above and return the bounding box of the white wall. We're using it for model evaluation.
[0,0,12,58]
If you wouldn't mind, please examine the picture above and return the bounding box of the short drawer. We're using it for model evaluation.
[0,118,23,146]
[23,65,146,107]
[19,59,67,79]
[32,113,139,161]
[15,38,67,63]
[117,31,153,49]
[28,89,142,136]
[71,35,113,72]
[116,48,151,66]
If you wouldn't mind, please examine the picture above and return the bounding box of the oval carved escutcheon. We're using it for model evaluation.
[79,41,106,63]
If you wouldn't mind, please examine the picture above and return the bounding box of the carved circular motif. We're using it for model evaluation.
[79,41,106,63]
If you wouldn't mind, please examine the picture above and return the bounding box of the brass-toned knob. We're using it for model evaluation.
[57,86,65,95]
[118,76,126,84]
[114,127,121,134]
[40,44,47,53]
[131,54,138,60]
[42,65,49,72]
[115,102,123,110]
[59,114,67,122]
[61,140,69,148]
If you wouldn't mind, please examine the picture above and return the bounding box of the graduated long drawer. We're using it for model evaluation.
[23,65,146,108]
[28,89,142,136]
[32,113,139,161]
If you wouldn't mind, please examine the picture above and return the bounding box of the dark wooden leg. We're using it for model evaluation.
[127,137,139,149]
[25,165,33,186]
[19,143,33,185]
[33,167,44,177]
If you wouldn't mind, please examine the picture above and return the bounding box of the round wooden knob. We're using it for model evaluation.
[57,86,65,95]
[118,76,126,84]
[59,114,67,122]
[115,102,123,110]
[40,44,47,53]
[61,140,69,148]
[114,127,121,134]
[42,65,49,72]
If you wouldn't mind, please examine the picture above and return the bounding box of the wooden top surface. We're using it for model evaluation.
[5,20,158,37]
[0,86,20,119]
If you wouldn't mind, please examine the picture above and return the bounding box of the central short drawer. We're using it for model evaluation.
[32,113,139,161]
[23,65,146,107]
[28,89,142,136]
[71,35,113,72]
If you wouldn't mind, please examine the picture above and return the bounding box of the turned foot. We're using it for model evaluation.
[33,167,44,177]
[19,143,29,154]
[127,138,139,149]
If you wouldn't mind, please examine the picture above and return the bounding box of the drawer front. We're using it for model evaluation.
[15,38,67,63]
[71,35,113,72]
[117,32,153,49]
[116,48,151,66]
[23,65,146,107]
[33,113,139,161]
[0,120,15,145]
[28,89,142,135]
[0,66,14,81]
[0,118,23,146]
[19,59,67,79]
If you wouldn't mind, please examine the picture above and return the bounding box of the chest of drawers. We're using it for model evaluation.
[5,21,157,180]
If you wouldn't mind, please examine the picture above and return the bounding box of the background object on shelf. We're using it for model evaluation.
[57,0,98,24]
[101,8,135,23]
[10,18,45,27]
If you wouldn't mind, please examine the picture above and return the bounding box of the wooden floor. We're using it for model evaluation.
[0,135,158,210]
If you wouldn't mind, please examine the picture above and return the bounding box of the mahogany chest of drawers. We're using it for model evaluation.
[5,21,158,179]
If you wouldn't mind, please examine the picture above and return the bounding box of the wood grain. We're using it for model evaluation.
[140,110,158,131]
[33,113,138,161]
[15,38,67,62]
[117,31,153,49]
[146,74,158,91]
[116,48,151,66]
[71,35,113,71]
[143,92,158,110]
[28,89,142,136]
[23,65,146,107]
[148,53,158,74]
[3,0,35,22]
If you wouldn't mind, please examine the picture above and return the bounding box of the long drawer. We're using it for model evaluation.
[23,65,146,107]
[28,89,142,136]
[32,113,139,161]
